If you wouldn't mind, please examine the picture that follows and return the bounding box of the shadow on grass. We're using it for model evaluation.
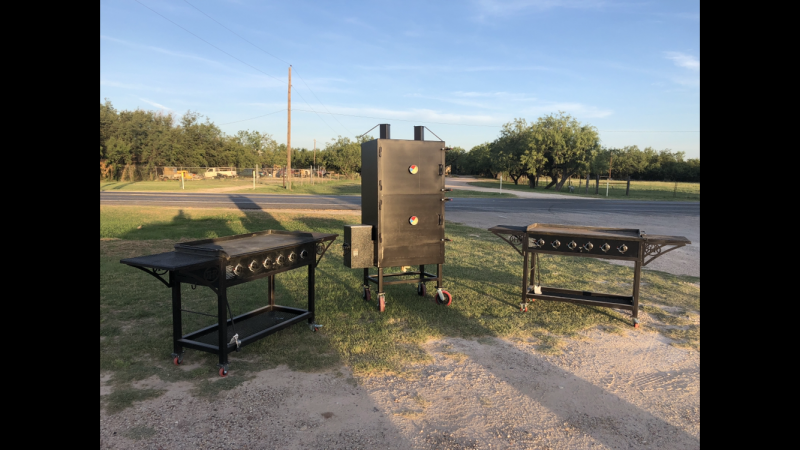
[102,210,699,446]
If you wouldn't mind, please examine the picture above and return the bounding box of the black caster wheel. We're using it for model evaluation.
[363,287,372,302]
[417,283,427,296]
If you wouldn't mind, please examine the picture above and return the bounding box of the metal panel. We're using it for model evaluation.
[360,139,379,239]
[378,139,443,195]
[344,224,374,268]
[379,195,443,266]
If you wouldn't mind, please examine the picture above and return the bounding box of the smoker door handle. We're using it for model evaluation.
[439,164,443,175]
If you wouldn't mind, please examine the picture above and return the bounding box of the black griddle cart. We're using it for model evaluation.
[490,223,690,327]
[120,230,337,376]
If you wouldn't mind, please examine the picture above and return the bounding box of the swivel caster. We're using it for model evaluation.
[520,303,528,313]
[378,293,386,312]
[219,366,229,377]
[417,283,427,296]
[309,323,322,332]
[172,353,184,365]
[633,318,640,329]
[434,288,452,306]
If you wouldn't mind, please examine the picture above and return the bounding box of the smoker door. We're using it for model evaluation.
[377,139,444,195]
[378,194,444,267]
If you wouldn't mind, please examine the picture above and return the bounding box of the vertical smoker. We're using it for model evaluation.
[344,125,453,312]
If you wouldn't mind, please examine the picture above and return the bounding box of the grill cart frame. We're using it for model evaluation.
[120,230,337,376]
[489,223,690,327]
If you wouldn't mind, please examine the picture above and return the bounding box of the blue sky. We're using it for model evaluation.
[100,0,700,158]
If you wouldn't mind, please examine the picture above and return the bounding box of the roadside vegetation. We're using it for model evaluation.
[467,178,700,201]
[100,206,699,412]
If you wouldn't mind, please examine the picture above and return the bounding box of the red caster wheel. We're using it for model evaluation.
[219,367,228,377]
[520,304,528,313]
[173,356,182,365]
[417,283,427,296]
[633,319,640,329]
[363,287,371,302]
[435,290,452,306]
[378,294,386,312]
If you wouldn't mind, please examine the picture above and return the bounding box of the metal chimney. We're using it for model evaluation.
[379,124,391,139]
[414,126,424,141]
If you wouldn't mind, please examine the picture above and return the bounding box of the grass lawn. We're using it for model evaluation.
[469,178,700,201]
[101,179,516,198]
[100,206,699,412]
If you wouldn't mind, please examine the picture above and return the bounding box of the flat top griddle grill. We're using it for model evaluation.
[490,223,691,327]
[120,229,337,377]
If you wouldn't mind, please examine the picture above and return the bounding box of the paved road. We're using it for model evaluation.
[100,192,699,217]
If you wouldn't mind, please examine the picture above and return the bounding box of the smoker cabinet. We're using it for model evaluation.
[344,125,452,312]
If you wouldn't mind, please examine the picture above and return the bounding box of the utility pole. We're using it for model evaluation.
[286,65,292,190]
[312,139,316,186]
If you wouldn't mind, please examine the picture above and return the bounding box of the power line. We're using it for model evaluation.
[181,0,349,136]
[219,109,285,126]
[134,0,340,136]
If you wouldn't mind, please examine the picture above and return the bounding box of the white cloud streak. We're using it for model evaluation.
[664,51,700,70]
[139,98,171,111]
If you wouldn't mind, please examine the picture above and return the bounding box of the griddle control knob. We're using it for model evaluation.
[288,252,297,262]
[262,257,273,268]
[583,242,593,251]
[535,238,545,247]
[600,243,611,253]
[618,244,628,254]
[233,264,244,276]
[249,260,260,272]
[275,255,285,266]
[551,240,561,249]
[300,249,309,259]
[567,241,578,250]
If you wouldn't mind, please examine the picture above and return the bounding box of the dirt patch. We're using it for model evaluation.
[100,329,699,449]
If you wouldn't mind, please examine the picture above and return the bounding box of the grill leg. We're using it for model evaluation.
[170,271,183,358]
[268,274,275,308]
[217,263,228,368]
[419,265,425,284]
[436,264,442,289]
[632,257,642,328]
[363,268,370,287]
[308,264,316,324]
[377,267,384,293]
[522,250,529,311]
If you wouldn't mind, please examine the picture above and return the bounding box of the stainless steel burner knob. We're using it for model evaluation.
[537,238,545,247]
[262,257,272,268]
[233,264,244,276]
[567,241,577,250]
[600,243,610,252]
[288,252,297,262]
[551,240,561,249]
[275,255,284,266]
[618,244,628,254]
[583,242,593,251]
[249,260,259,272]
[300,250,309,259]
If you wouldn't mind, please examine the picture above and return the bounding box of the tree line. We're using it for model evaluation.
[99,100,370,180]
[446,113,699,187]
[101,101,698,186]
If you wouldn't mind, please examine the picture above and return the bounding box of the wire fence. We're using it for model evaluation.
[99,164,350,185]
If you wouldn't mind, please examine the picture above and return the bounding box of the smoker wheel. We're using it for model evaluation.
[173,356,182,365]
[363,287,371,302]
[435,290,452,306]
[417,283,427,296]
[219,368,228,377]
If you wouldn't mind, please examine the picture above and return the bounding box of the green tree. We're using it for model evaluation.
[528,112,600,191]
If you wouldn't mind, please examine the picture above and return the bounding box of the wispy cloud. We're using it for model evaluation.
[521,102,613,118]
[472,0,609,18]
[139,98,171,111]
[664,51,700,70]
[101,35,225,68]
[406,91,538,109]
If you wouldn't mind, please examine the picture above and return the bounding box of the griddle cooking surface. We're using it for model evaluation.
[526,223,642,239]
[187,234,314,256]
